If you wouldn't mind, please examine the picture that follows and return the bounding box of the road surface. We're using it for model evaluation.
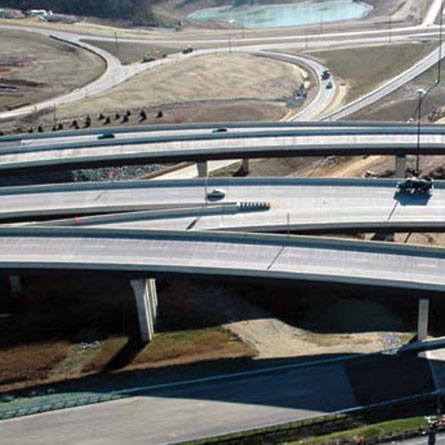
[1,226,445,292]
[4,127,445,172]
[1,178,445,233]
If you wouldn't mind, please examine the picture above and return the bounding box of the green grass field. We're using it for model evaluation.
[311,42,438,101]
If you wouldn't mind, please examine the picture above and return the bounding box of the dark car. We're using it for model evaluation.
[321,69,331,80]
[396,177,433,194]
[98,133,115,140]
[326,81,333,89]
[212,128,228,133]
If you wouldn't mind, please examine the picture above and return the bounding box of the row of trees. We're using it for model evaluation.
[2,0,157,23]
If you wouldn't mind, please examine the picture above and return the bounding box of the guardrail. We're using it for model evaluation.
[0,393,123,420]
[170,391,439,445]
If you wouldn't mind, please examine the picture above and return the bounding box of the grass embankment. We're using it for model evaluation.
[50,53,301,121]
[294,417,428,445]
[311,42,437,102]
[350,58,445,122]
[82,39,181,65]
[0,275,253,392]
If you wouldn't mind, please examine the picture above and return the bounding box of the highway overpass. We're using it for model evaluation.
[2,178,445,233]
[1,226,445,293]
[2,124,445,173]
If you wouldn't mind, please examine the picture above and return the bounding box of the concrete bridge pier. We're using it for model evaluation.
[241,158,250,175]
[197,161,208,178]
[395,155,407,178]
[130,278,158,343]
[8,275,22,293]
[417,298,430,341]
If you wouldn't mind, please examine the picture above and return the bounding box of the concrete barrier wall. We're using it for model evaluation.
[4,121,445,143]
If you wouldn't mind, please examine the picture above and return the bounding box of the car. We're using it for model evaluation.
[396,177,434,194]
[207,188,226,200]
[212,127,228,133]
[326,81,333,89]
[321,69,331,80]
[98,132,115,140]
[182,46,194,54]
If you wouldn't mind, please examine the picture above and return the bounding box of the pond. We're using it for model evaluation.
[188,0,373,29]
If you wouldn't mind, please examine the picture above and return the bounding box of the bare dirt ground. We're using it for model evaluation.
[50,53,305,121]
[157,280,414,359]
[0,30,105,112]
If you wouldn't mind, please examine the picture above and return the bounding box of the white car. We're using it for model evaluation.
[207,189,226,200]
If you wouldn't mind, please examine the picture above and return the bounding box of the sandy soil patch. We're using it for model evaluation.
[160,280,410,360]
[0,30,105,112]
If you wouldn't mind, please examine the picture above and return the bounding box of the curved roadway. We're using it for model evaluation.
[3,124,445,172]
[2,226,445,292]
[0,0,443,123]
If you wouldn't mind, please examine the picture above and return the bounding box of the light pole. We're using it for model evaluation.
[388,14,392,43]
[416,88,426,177]
[438,0,444,84]
[114,31,119,56]
[227,19,235,53]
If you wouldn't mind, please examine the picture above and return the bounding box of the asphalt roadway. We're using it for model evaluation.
[0,347,438,445]
[0,359,358,445]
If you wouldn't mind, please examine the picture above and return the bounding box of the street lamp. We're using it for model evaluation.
[388,14,392,43]
[227,19,235,53]
[114,31,119,56]
[438,0,444,84]
[416,88,426,177]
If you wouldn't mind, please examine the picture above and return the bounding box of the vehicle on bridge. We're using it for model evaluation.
[396,177,434,194]
[207,189,226,200]
[98,132,115,140]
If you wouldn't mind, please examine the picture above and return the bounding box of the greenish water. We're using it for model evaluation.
[188,0,373,29]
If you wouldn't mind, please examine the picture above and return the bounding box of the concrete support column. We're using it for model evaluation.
[417,298,430,341]
[197,161,208,178]
[395,154,407,178]
[130,278,158,343]
[241,158,250,174]
[9,275,22,294]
